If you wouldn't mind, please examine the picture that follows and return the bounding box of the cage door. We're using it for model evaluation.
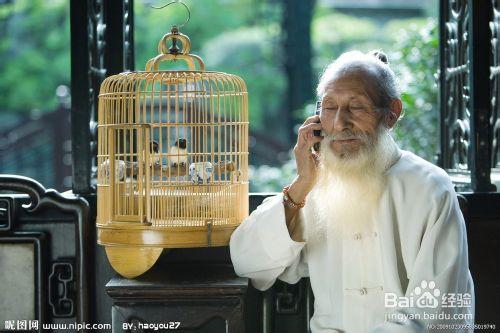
[108,124,151,224]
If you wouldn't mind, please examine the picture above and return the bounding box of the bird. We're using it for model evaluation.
[150,140,161,167]
[149,140,162,180]
[100,139,161,181]
[169,138,188,169]
[189,162,213,184]
[100,159,127,182]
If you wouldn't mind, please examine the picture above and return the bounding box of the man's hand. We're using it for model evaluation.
[283,115,324,237]
[291,115,324,201]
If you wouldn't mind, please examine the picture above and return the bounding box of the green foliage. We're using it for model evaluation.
[390,19,439,163]
[0,0,70,113]
[201,26,285,129]
[312,12,385,76]
[249,152,296,192]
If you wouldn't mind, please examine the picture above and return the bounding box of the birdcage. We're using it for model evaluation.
[96,26,248,278]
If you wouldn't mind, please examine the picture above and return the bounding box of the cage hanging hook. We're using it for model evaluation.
[150,1,191,29]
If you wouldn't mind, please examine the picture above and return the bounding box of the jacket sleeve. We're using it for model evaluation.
[371,179,475,333]
[229,193,309,291]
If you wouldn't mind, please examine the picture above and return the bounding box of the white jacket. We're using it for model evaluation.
[230,149,475,333]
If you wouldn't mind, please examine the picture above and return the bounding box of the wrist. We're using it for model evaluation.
[287,177,313,204]
[283,185,306,209]
[295,175,315,188]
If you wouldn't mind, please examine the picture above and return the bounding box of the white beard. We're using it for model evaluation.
[306,126,400,241]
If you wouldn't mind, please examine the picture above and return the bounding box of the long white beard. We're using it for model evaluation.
[306,126,400,241]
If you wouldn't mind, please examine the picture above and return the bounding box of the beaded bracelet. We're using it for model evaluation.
[282,185,306,209]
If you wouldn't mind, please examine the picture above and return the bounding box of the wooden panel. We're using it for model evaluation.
[0,175,91,330]
[106,263,248,333]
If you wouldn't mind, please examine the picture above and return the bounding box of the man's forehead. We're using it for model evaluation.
[322,94,368,102]
[322,84,372,100]
[322,72,377,102]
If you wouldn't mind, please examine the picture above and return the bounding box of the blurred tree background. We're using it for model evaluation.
[0,0,438,192]
[0,0,70,112]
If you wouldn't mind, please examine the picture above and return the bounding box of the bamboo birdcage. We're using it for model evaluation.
[96,26,249,278]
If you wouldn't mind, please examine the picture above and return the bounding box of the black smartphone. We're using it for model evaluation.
[313,101,321,152]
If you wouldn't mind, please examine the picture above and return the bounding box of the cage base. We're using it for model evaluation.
[105,246,164,279]
[97,222,236,249]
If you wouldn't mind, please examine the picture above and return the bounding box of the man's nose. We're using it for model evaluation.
[332,109,352,132]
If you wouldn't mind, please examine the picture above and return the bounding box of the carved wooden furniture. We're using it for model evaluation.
[0,175,90,331]
[106,263,248,333]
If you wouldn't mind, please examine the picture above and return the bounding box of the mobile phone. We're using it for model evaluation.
[313,101,321,152]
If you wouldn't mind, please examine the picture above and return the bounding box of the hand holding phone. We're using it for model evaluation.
[291,102,324,196]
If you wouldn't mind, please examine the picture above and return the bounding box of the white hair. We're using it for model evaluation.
[316,50,401,115]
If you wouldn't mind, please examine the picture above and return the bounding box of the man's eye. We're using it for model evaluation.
[350,106,365,110]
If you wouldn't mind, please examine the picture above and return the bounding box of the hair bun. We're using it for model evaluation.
[368,50,389,65]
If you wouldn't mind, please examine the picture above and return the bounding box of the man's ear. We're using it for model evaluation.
[385,99,402,128]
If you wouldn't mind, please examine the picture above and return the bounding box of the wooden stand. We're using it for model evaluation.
[106,262,248,333]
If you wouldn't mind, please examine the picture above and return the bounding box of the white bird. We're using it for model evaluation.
[100,159,127,181]
[169,138,188,168]
[100,140,160,182]
[189,162,213,184]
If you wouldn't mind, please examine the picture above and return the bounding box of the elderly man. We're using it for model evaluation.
[229,50,475,332]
